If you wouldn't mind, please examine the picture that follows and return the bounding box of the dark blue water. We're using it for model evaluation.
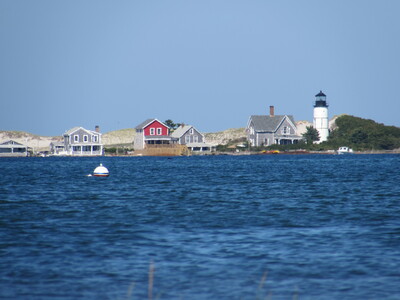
[1,155,400,299]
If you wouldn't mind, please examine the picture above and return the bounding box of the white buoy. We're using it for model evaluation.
[93,163,109,177]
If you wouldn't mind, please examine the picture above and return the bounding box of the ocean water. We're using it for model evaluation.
[1,154,400,299]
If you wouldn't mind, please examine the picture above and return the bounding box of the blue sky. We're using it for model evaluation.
[1,1,399,136]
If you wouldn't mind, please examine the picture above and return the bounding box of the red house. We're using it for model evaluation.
[133,119,177,150]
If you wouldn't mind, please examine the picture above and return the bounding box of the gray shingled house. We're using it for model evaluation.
[246,106,303,147]
[63,126,103,156]
[171,124,216,152]
[0,140,29,157]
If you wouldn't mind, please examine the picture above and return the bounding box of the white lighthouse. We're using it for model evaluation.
[313,91,329,143]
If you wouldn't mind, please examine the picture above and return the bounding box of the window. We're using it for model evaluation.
[194,135,198,143]
[189,128,194,134]
[150,128,155,135]
[282,126,290,135]
[74,135,79,142]
[157,128,162,135]
[92,135,98,142]
[185,135,190,143]
[83,135,88,142]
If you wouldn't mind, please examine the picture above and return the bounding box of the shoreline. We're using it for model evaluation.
[103,149,400,157]
[2,152,399,158]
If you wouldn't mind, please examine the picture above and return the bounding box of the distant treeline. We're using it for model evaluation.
[325,115,400,150]
[265,115,400,152]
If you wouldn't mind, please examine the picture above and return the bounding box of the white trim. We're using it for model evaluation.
[246,117,253,131]
[282,115,297,133]
[185,135,190,143]
[141,119,170,130]
[171,125,205,141]
[274,117,286,132]
[65,127,102,137]
[65,127,82,136]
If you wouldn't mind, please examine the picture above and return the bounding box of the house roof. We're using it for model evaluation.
[249,115,296,132]
[135,118,169,130]
[135,119,155,130]
[170,125,191,138]
[0,140,24,146]
[64,127,81,135]
[64,127,100,136]
[171,125,205,139]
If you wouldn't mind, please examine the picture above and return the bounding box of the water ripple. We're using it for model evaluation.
[1,155,400,299]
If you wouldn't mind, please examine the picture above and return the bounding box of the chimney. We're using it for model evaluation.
[269,106,275,117]
[95,125,100,133]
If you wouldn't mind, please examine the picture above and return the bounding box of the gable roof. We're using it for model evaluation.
[134,118,169,130]
[249,115,296,132]
[0,140,24,146]
[170,125,204,138]
[64,127,81,135]
[170,125,190,138]
[135,119,155,130]
[64,127,100,136]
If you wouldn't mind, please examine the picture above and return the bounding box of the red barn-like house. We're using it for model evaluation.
[133,119,177,150]
[143,119,169,136]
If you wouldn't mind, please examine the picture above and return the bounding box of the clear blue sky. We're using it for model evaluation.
[1,0,399,136]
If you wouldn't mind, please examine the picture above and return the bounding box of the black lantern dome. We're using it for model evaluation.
[314,90,328,107]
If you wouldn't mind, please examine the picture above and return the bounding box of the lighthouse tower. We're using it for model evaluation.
[313,91,329,143]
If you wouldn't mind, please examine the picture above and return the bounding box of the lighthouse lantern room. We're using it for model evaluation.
[313,91,329,143]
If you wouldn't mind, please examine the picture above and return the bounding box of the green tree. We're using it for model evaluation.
[350,128,369,145]
[164,119,182,131]
[302,126,320,144]
[164,119,176,129]
[325,115,400,150]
